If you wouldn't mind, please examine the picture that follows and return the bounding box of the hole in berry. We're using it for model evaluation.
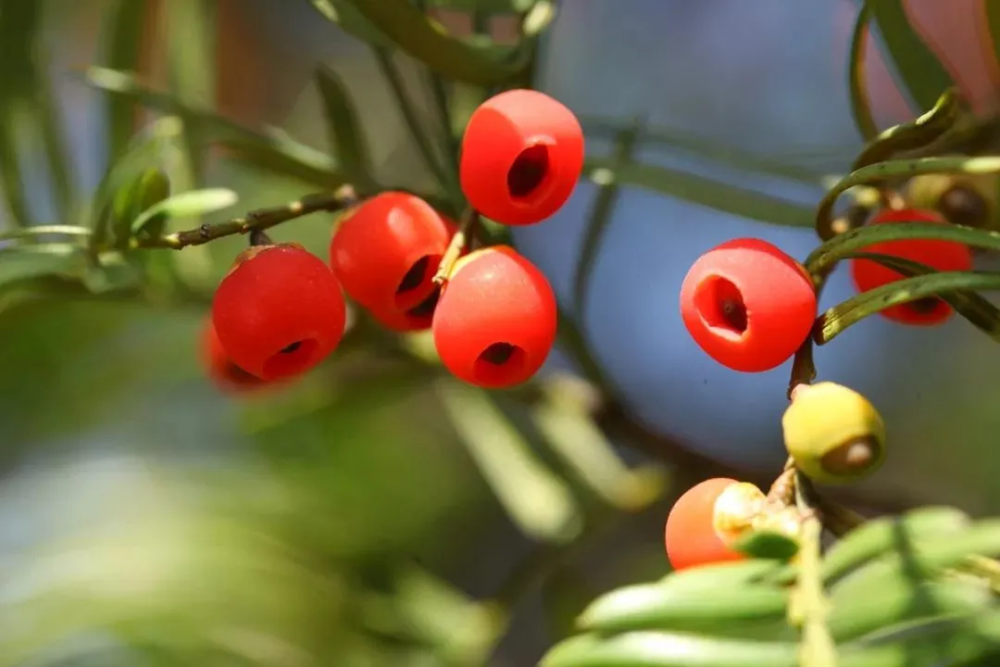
[472,342,527,386]
[262,338,320,379]
[394,254,441,310]
[507,144,551,202]
[693,276,748,340]
[907,297,944,315]
[407,290,440,319]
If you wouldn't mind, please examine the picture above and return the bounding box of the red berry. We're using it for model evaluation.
[200,320,271,394]
[664,478,764,571]
[850,208,973,325]
[459,89,584,226]
[679,238,817,373]
[330,192,456,312]
[368,291,438,333]
[212,244,347,380]
[433,246,557,388]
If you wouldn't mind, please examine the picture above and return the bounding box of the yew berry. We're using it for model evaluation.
[368,291,439,333]
[783,382,886,485]
[432,246,557,388]
[200,320,269,394]
[330,192,456,313]
[459,89,584,226]
[850,208,973,325]
[664,478,765,571]
[212,244,347,381]
[679,238,817,373]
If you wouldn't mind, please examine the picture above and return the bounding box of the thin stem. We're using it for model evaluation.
[0,225,92,241]
[434,208,478,283]
[372,47,463,206]
[791,471,838,667]
[135,185,358,250]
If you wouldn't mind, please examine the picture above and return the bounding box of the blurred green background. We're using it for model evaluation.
[0,0,999,665]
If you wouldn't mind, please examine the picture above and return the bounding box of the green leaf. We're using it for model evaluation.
[130,188,238,236]
[867,0,955,111]
[435,379,582,543]
[111,168,171,248]
[584,159,814,228]
[0,245,88,289]
[540,631,801,667]
[574,121,641,319]
[820,507,971,585]
[816,270,1000,343]
[815,155,1000,241]
[314,67,376,189]
[657,560,788,591]
[732,531,800,561]
[98,0,151,160]
[847,2,878,141]
[543,566,596,641]
[85,67,345,189]
[851,89,962,172]
[576,580,788,634]
[423,0,538,10]
[579,118,826,186]
[307,0,395,48]
[829,579,991,642]
[846,251,1000,340]
[532,388,666,512]
[337,0,529,86]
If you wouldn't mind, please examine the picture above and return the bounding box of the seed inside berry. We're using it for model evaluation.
[507,145,550,200]
[694,277,748,338]
[473,342,526,386]
[820,434,882,477]
[938,185,988,227]
[907,297,944,314]
[263,339,320,378]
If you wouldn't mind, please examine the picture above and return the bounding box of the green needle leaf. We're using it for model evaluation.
[987,1,1000,83]
[436,379,582,543]
[847,2,878,141]
[0,245,88,289]
[314,66,376,190]
[867,0,954,112]
[99,0,151,160]
[732,531,800,562]
[130,188,238,236]
[307,0,395,48]
[583,159,814,228]
[816,270,1000,344]
[845,251,1000,340]
[336,0,529,86]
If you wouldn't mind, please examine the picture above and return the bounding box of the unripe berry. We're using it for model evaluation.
[459,89,584,226]
[664,478,765,571]
[782,382,886,485]
[850,209,973,325]
[906,173,995,229]
[212,244,347,381]
[200,320,278,394]
[432,246,557,388]
[330,192,456,312]
[679,238,817,373]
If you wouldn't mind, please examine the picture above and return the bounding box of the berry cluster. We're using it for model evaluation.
[202,89,584,393]
[680,207,974,374]
[665,382,885,570]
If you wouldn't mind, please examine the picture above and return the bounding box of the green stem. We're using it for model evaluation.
[373,47,463,207]
[791,473,838,667]
[0,225,92,241]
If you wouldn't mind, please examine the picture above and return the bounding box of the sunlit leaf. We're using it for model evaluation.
[338,0,529,86]
[112,168,171,247]
[731,530,800,561]
[436,379,582,543]
[867,0,954,111]
[584,159,814,228]
[131,188,238,236]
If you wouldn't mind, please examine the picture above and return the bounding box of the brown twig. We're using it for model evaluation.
[135,184,359,249]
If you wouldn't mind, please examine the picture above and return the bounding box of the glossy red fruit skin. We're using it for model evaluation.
[200,320,271,394]
[330,192,456,313]
[459,89,584,226]
[850,208,973,325]
[679,238,817,373]
[212,244,347,381]
[432,246,557,388]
